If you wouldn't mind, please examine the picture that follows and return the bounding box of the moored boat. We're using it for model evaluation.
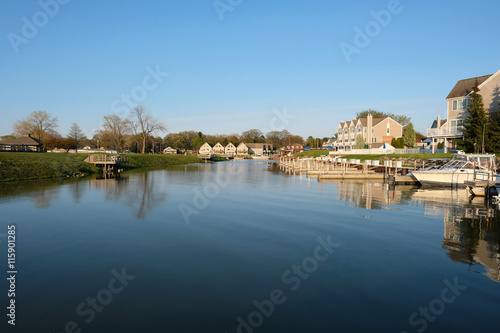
[411,153,498,186]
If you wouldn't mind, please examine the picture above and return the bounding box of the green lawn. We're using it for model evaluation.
[0,152,100,182]
[0,152,202,182]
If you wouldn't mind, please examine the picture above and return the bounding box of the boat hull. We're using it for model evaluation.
[411,170,493,186]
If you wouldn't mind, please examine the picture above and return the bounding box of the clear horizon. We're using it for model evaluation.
[1,0,499,139]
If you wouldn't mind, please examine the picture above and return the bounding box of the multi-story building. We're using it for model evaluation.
[427,69,500,152]
[335,114,404,150]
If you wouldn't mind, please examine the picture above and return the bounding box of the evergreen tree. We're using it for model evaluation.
[402,123,416,148]
[457,80,488,153]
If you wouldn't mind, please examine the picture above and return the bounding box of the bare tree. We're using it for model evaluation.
[13,110,58,142]
[130,105,166,154]
[68,123,86,153]
[101,114,131,153]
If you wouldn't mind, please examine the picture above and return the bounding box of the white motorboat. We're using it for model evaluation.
[411,153,498,186]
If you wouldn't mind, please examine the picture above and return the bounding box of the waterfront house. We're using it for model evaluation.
[279,143,303,155]
[225,142,237,156]
[334,114,404,151]
[162,146,177,155]
[237,143,249,155]
[199,142,213,155]
[426,69,500,152]
[246,143,274,155]
[212,142,225,154]
[0,134,43,152]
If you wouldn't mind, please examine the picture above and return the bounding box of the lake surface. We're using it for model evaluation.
[1,160,499,333]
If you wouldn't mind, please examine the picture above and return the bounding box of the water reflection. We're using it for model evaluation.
[329,180,500,282]
[89,173,168,220]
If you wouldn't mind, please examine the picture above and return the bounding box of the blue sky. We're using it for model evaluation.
[1,0,499,139]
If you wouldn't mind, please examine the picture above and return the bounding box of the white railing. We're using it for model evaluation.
[426,127,463,137]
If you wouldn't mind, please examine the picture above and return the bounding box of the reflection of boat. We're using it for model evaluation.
[411,154,498,186]
[252,155,270,160]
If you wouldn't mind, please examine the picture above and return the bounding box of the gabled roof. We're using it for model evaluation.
[2,135,41,146]
[372,118,384,126]
[446,74,493,99]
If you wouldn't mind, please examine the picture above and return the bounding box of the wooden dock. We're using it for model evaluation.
[84,154,128,177]
[278,156,419,184]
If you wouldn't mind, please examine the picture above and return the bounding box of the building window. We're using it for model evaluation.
[372,138,377,143]
[387,123,390,134]
[364,128,366,133]
[372,128,374,133]
[452,99,468,111]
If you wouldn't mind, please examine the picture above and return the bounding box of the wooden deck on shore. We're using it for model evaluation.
[84,154,128,177]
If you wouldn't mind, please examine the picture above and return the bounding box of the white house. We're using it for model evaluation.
[237,143,249,155]
[225,142,237,156]
[199,142,213,155]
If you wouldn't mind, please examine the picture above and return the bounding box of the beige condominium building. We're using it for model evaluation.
[427,69,500,152]
[334,114,404,150]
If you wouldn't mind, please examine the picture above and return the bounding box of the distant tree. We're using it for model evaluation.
[415,131,426,140]
[305,136,316,148]
[0,134,16,142]
[13,110,58,142]
[241,129,264,143]
[164,133,186,150]
[101,114,132,152]
[355,110,411,126]
[130,105,167,154]
[457,80,488,153]
[355,109,386,119]
[286,135,304,145]
[68,123,86,153]
[191,136,205,151]
[266,131,286,148]
[392,115,411,127]
[354,135,365,149]
[42,131,64,150]
[402,123,416,148]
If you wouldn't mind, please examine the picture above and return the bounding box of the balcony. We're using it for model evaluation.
[426,127,463,138]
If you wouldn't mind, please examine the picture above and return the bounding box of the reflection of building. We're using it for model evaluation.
[333,182,500,282]
[442,205,500,282]
[329,181,413,210]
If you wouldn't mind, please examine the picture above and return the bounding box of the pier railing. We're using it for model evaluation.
[85,154,128,164]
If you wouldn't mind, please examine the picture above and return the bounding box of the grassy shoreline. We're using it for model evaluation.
[0,152,202,182]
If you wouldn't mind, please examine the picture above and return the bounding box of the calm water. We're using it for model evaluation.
[1,160,499,333]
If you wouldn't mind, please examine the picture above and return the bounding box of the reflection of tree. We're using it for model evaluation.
[125,172,167,220]
[70,180,84,204]
[90,173,168,220]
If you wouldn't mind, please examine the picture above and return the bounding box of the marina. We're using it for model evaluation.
[1,160,500,332]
